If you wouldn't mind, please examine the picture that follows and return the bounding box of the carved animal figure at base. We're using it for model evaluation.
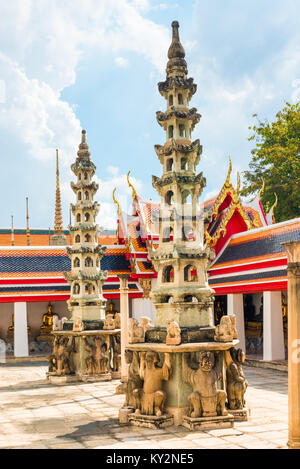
[133,351,172,416]
[225,348,248,410]
[166,319,181,345]
[48,336,76,375]
[52,315,68,331]
[117,350,143,408]
[114,313,121,329]
[73,317,83,332]
[128,318,145,343]
[103,314,115,330]
[183,351,227,418]
[214,315,236,342]
[140,317,153,335]
[83,336,109,375]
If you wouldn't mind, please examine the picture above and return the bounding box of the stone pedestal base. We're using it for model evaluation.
[128,413,174,429]
[119,406,135,424]
[182,414,234,431]
[227,408,248,421]
[46,373,78,385]
[78,373,112,383]
[37,334,54,343]
[47,371,112,384]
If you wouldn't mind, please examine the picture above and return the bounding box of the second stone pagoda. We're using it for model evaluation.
[47,131,121,383]
[118,21,248,430]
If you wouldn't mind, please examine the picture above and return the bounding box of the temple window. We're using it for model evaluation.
[184,295,193,302]
[75,234,80,243]
[184,264,198,282]
[162,226,173,242]
[85,283,94,295]
[76,213,81,222]
[84,233,91,242]
[179,124,185,138]
[78,192,82,201]
[182,190,192,204]
[84,172,88,180]
[166,158,173,172]
[178,93,183,105]
[73,283,80,294]
[181,157,188,170]
[168,125,174,138]
[84,212,90,222]
[74,257,80,268]
[169,95,173,106]
[182,225,195,242]
[84,191,89,200]
[85,257,93,267]
[163,265,174,283]
[165,190,174,205]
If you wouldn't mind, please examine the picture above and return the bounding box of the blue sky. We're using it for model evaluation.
[0,0,299,230]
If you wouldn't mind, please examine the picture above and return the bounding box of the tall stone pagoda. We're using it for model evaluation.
[47,131,121,384]
[64,130,107,324]
[150,20,212,329]
[118,21,248,430]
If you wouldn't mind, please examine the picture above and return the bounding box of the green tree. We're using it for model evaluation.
[241,101,300,222]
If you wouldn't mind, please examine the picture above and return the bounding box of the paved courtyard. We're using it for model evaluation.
[0,361,288,449]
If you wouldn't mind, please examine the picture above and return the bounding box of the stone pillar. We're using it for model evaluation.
[14,302,29,357]
[227,293,246,353]
[283,241,300,449]
[263,291,285,361]
[118,274,130,381]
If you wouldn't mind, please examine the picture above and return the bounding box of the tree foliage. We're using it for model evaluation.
[241,102,300,222]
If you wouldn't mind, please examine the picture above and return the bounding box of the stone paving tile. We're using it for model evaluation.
[0,363,289,449]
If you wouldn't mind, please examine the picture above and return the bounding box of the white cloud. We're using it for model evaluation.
[61,168,144,230]
[114,56,129,68]
[0,0,170,169]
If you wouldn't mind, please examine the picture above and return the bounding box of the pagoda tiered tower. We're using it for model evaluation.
[48,130,121,384]
[149,20,214,329]
[64,130,107,323]
[119,22,247,431]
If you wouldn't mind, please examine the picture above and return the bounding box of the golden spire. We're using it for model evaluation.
[26,197,30,246]
[236,172,241,194]
[225,156,232,187]
[258,177,265,198]
[112,188,121,217]
[54,149,63,235]
[127,171,137,200]
[270,193,278,222]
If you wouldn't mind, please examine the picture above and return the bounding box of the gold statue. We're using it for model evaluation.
[7,313,31,342]
[105,301,118,319]
[40,302,55,335]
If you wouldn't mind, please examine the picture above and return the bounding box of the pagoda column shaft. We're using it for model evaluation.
[118,274,130,381]
[14,302,29,357]
[283,241,300,449]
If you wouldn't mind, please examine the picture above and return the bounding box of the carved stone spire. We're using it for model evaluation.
[51,149,67,246]
[166,20,187,78]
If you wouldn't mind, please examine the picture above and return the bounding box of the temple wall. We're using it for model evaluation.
[131,297,156,323]
[0,303,14,340]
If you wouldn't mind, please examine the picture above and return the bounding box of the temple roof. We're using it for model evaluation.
[208,218,300,294]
